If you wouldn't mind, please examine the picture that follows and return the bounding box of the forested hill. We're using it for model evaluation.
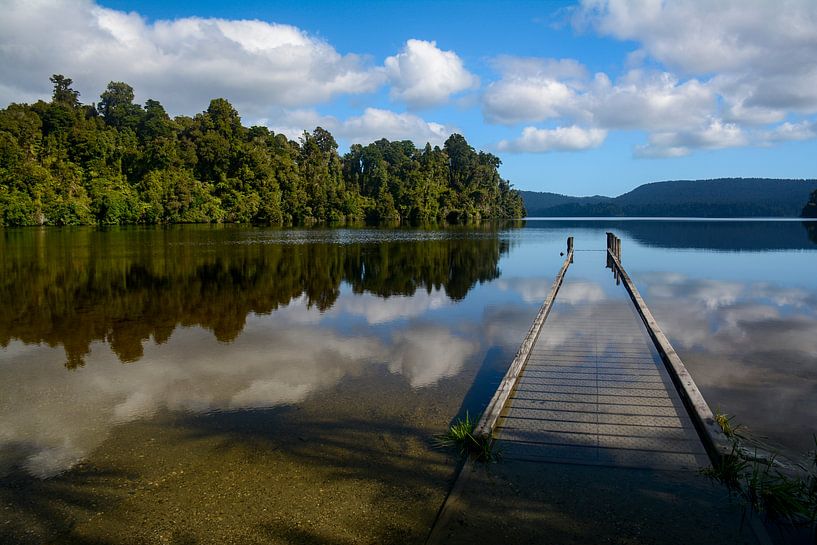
[522,178,817,217]
[0,75,525,227]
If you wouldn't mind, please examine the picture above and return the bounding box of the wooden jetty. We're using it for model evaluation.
[427,234,732,544]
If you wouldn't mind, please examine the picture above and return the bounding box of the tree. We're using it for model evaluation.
[99,81,143,130]
[49,74,80,107]
[802,190,817,218]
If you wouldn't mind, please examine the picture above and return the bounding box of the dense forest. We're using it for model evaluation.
[0,76,525,227]
[522,178,817,218]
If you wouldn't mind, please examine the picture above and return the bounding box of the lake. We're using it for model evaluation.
[1,220,816,544]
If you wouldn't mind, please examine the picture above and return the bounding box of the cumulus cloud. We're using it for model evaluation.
[485,1,817,155]
[634,119,747,158]
[0,0,385,118]
[384,39,478,108]
[589,70,714,131]
[759,120,817,144]
[575,0,817,125]
[483,60,724,154]
[498,125,607,153]
[268,107,459,147]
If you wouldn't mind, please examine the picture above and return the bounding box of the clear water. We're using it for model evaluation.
[1,220,815,543]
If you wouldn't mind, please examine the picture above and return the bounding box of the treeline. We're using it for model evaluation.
[0,75,525,226]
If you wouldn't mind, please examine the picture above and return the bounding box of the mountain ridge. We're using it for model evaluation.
[521,178,817,218]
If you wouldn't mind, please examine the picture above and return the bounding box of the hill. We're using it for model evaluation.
[522,178,817,217]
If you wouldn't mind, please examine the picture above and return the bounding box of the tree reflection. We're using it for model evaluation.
[0,227,507,368]
[805,221,817,245]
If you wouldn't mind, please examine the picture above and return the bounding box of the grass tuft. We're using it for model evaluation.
[703,413,817,533]
[435,412,500,463]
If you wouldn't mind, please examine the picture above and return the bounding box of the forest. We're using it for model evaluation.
[0,75,525,227]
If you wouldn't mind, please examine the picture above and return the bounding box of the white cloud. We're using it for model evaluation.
[384,39,478,108]
[484,2,817,155]
[588,70,714,131]
[0,0,385,118]
[483,59,722,154]
[760,120,817,144]
[484,77,581,125]
[498,125,607,153]
[575,0,817,120]
[635,119,747,158]
[269,107,459,147]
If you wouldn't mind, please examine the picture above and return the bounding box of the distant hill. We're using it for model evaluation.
[521,178,817,218]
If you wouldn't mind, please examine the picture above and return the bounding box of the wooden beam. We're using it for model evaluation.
[607,247,732,463]
[473,241,574,438]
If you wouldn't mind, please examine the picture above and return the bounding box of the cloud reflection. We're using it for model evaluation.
[497,277,605,305]
[640,272,817,458]
[0,303,480,477]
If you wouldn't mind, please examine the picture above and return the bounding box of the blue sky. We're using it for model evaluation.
[1,0,815,196]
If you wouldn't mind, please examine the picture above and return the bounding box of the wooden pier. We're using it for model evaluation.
[427,234,735,544]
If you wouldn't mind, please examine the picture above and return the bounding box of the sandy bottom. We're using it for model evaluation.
[1,369,467,545]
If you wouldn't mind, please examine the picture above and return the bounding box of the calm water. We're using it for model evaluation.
[1,220,816,543]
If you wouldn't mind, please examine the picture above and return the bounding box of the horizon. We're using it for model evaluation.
[1,0,815,196]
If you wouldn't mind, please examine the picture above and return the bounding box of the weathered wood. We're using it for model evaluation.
[473,242,574,438]
[426,240,574,545]
[607,247,732,462]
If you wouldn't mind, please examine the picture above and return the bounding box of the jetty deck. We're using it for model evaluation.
[495,258,709,469]
[425,234,754,545]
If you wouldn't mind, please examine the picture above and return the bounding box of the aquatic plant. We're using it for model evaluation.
[714,411,743,440]
[435,412,500,463]
[703,413,817,534]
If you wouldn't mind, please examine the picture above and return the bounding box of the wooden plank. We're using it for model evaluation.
[607,248,732,463]
[473,243,574,438]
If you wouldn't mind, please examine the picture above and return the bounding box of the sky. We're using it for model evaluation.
[1,0,815,196]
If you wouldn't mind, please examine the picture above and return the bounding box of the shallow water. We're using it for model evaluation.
[1,220,815,543]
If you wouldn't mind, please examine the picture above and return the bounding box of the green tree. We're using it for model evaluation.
[803,190,817,218]
[99,81,143,131]
[49,74,80,107]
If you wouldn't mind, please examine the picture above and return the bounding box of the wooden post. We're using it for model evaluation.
[567,236,574,263]
[605,232,613,268]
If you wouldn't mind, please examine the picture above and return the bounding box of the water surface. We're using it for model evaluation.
[1,221,815,543]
